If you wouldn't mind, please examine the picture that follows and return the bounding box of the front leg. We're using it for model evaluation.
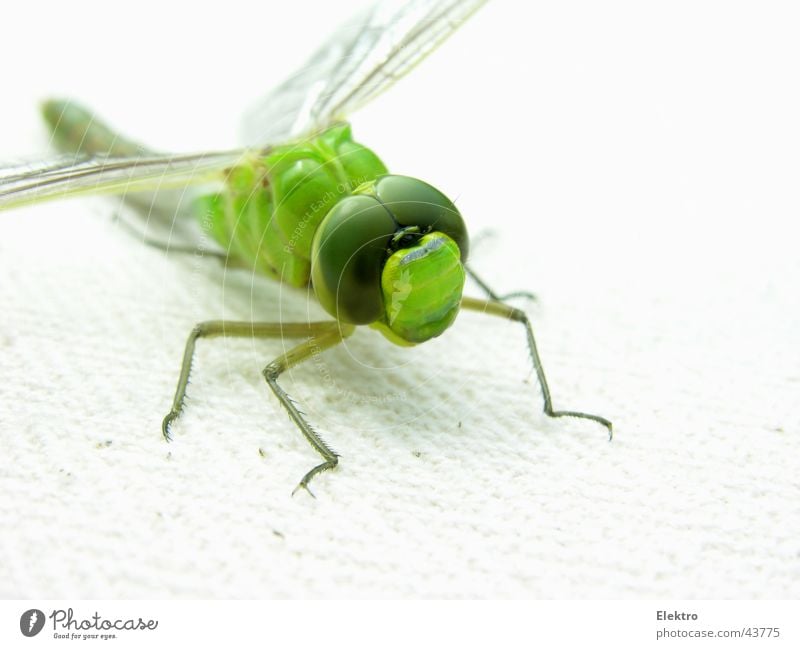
[162,318,353,496]
[465,263,537,303]
[262,323,356,497]
[162,320,342,440]
[460,296,612,438]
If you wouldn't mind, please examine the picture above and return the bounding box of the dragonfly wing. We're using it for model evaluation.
[240,0,487,144]
[0,149,248,212]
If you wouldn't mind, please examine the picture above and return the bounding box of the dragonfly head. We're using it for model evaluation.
[311,175,468,345]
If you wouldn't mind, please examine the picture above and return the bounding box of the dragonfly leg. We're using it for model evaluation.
[465,263,537,303]
[113,213,241,266]
[262,324,356,497]
[460,296,612,439]
[162,320,341,441]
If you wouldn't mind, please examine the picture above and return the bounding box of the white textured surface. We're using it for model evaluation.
[1,0,799,598]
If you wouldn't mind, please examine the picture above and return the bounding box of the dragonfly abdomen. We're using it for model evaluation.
[42,99,149,158]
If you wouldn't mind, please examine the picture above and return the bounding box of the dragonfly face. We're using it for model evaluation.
[310,174,468,345]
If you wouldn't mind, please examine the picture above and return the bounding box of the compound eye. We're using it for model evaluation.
[374,175,469,262]
[310,195,397,324]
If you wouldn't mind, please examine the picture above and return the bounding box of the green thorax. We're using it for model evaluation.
[196,123,387,286]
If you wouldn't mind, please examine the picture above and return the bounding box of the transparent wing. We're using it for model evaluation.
[241,0,487,145]
[0,149,250,212]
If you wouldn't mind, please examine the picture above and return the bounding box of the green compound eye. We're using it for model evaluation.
[311,195,396,324]
[373,175,469,262]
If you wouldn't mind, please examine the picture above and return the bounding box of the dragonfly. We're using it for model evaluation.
[0,0,611,495]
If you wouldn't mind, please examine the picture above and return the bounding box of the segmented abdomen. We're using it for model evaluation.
[41,99,149,157]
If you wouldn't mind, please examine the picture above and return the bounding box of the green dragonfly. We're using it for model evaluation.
[0,0,611,495]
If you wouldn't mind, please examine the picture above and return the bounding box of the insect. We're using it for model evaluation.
[0,0,611,495]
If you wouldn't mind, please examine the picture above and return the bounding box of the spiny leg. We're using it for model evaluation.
[262,324,355,497]
[162,320,341,440]
[113,211,247,268]
[465,263,537,303]
[461,296,612,438]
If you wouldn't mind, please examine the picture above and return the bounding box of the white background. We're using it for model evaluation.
[0,0,798,599]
